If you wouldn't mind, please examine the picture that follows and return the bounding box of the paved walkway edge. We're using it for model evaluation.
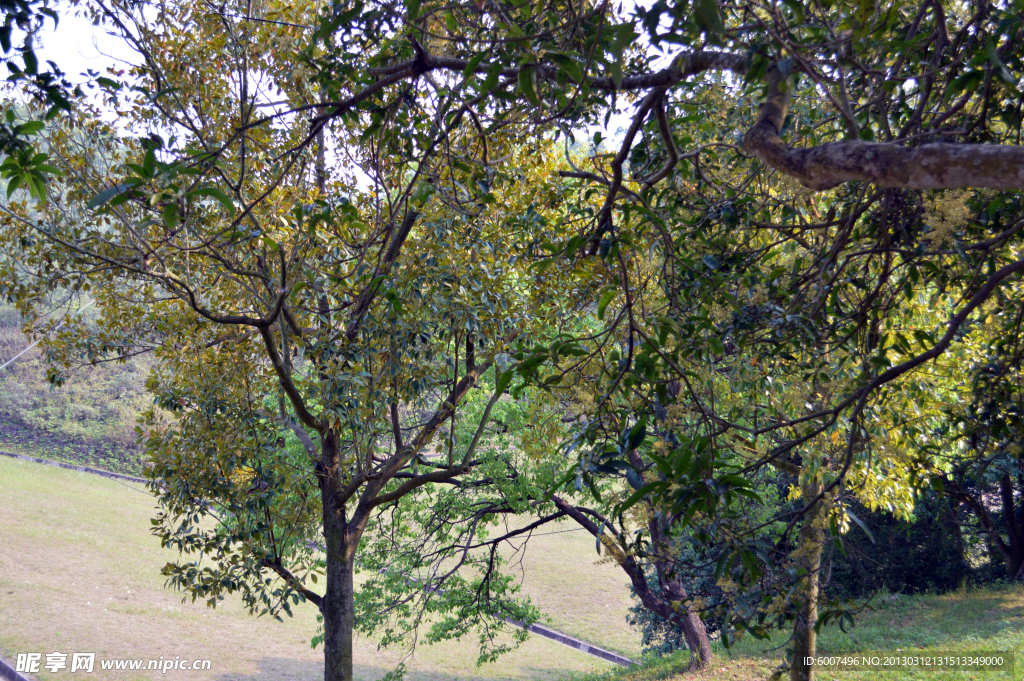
[0,654,33,681]
[0,450,147,484]
[503,618,634,667]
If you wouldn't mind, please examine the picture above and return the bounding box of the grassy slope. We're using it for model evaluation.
[0,455,643,681]
[567,586,1024,681]
[0,303,153,476]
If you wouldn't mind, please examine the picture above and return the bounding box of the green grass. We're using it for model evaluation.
[9,451,1024,681]
[567,585,1024,681]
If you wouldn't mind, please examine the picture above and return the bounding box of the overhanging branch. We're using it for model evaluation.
[745,67,1024,191]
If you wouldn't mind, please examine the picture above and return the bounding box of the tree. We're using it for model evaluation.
[0,0,84,202]
[4,0,1024,678]
[0,5,589,674]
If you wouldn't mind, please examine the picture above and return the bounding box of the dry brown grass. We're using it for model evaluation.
[0,456,643,680]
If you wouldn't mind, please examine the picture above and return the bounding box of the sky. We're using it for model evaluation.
[36,4,132,88]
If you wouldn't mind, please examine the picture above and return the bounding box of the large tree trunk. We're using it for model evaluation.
[646,501,712,670]
[655,565,713,669]
[321,430,357,681]
[790,477,830,681]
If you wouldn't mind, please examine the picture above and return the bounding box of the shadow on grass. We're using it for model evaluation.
[216,658,548,681]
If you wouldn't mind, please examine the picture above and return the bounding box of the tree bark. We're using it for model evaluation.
[321,430,357,681]
[745,67,1024,191]
[656,565,713,669]
[790,478,830,681]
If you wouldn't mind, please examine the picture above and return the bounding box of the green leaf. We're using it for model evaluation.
[163,202,179,230]
[548,53,583,83]
[494,368,513,396]
[192,187,237,216]
[384,289,403,313]
[480,62,502,93]
[87,182,134,209]
[15,120,44,136]
[624,419,647,451]
[27,173,46,203]
[853,0,875,26]
[5,174,22,198]
[463,52,487,79]
[781,0,805,24]
[607,61,623,90]
[618,481,663,513]
[947,70,984,102]
[987,38,1016,86]
[518,65,540,106]
[845,508,875,545]
[23,48,37,75]
[693,0,724,34]
[143,149,156,178]
[626,468,644,490]
[597,289,616,320]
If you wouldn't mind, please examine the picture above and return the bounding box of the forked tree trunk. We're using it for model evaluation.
[790,478,830,681]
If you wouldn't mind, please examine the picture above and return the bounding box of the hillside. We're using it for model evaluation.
[0,302,151,475]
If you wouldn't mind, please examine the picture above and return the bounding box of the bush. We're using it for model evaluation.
[824,491,972,598]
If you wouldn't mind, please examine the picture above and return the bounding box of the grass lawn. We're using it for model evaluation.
[0,455,642,680]
[567,585,1024,681]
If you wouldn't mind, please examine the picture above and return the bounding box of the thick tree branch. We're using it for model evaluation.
[258,325,323,433]
[345,210,420,343]
[745,67,1024,190]
[368,49,748,93]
